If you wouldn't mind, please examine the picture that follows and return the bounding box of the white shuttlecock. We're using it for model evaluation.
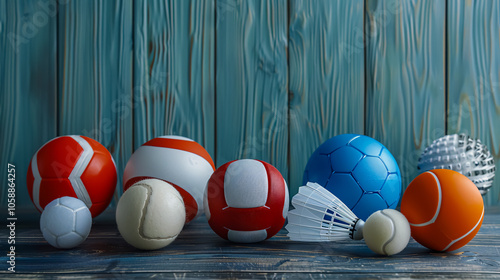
[286,182,365,242]
[286,182,412,255]
[418,134,496,195]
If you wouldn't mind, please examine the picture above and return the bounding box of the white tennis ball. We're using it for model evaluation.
[40,197,92,249]
[363,209,411,256]
[116,179,185,250]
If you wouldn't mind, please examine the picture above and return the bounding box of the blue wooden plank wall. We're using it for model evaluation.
[1,0,499,212]
[0,0,57,212]
[134,0,214,154]
[289,0,365,198]
[58,0,133,204]
[365,0,446,203]
[447,0,500,206]
[216,0,288,178]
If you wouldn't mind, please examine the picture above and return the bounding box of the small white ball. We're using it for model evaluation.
[363,209,411,256]
[116,179,186,250]
[40,197,92,249]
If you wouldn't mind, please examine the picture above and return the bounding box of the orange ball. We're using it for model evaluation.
[401,169,484,251]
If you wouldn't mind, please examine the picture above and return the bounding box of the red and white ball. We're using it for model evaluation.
[27,135,117,218]
[204,159,289,243]
[123,135,215,224]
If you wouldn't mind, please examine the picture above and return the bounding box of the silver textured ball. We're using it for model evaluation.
[418,134,495,195]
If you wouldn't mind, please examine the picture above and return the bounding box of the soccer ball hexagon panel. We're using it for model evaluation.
[303,134,402,220]
[40,196,92,249]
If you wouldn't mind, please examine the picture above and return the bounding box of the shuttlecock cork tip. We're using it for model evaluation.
[351,219,365,240]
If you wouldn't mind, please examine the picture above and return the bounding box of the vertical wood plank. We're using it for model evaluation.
[215,0,288,179]
[365,0,446,195]
[0,0,57,210]
[58,0,133,202]
[447,0,500,205]
[288,0,365,195]
[133,0,215,156]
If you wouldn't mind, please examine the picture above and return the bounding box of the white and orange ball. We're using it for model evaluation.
[116,179,185,250]
[123,135,215,224]
[204,159,289,243]
[401,169,484,251]
[27,135,117,218]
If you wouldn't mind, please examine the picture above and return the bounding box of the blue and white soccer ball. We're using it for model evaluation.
[40,196,92,249]
[303,134,402,220]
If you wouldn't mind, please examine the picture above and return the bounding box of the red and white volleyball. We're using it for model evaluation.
[26,135,117,218]
[204,159,289,243]
[123,135,215,224]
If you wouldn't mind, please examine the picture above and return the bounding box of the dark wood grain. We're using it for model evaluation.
[2,208,499,278]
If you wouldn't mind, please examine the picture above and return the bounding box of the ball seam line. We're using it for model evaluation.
[55,236,61,248]
[71,209,78,234]
[409,171,442,227]
[31,148,43,212]
[441,207,484,251]
[282,178,289,219]
[137,183,153,240]
[380,210,396,256]
[135,182,183,241]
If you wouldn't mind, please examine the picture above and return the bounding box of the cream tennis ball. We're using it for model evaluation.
[363,209,411,256]
[116,179,186,250]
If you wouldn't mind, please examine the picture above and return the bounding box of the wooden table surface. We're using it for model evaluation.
[2,207,500,279]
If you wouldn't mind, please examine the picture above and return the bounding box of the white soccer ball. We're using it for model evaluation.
[40,197,92,249]
[418,134,496,195]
